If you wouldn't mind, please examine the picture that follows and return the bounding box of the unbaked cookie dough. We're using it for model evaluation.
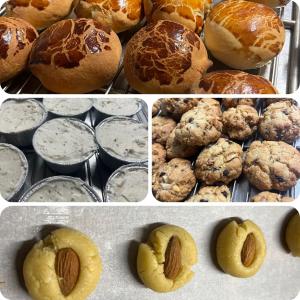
[216,220,266,278]
[137,224,198,293]
[23,228,102,300]
[286,212,300,256]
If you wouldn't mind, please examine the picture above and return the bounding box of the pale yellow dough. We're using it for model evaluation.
[137,224,198,293]
[23,228,102,300]
[216,220,266,278]
[286,212,300,256]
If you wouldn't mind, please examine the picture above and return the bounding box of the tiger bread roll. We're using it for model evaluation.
[6,0,78,30]
[144,0,212,33]
[217,219,266,278]
[75,0,143,33]
[137,224,198,292]
[29,18,122,94]
[286,212,300,257]
[23,227,102,300]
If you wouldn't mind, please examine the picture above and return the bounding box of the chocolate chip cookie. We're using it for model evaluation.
[152,116,176,145]
[152,99,161,117]
[152,143,166,173]
[187,185,231,202]
[265,98,297,106]
[223,105,259,140]
[259,101,300,143]
[243,141,300,191]
[251,191,293,202]
[175,99,222,146]
[222,98,255,109]
[153,158,196,202]
[195,138,243,185]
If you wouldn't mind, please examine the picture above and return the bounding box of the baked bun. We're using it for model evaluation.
[204,0,285,70]
[0,17,38,83]
[6,0,78,30]
[249,0,291,7]
[75,0,143,33]
[124,20,212,93]
[144,0,212,33]
[193,70,278,94]
[29,18,122,94]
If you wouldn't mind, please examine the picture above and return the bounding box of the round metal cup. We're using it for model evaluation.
[0,99,48,147]
[19,176,101,202]
[95,116,148,170]
[33,118,98,174]
[0,143,29,202]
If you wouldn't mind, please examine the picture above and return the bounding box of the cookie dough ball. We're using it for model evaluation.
[259,101,300,143]
[166,129,199,159]
[204,0,285,70]
[23,228,102,300]
[195,70,278,94]
[187,185,231,202]
[251,191,293,202]
[144,0,212,33]
[195,138,243,185]
[152,116,177,146]
[175,99,222,146]
[243,141,300,191]
[250,0,291,7]
[152,99,161,117]
[152,143,166,173]
[153,158,196,202]
[223,105,259,141]
[137,224,198,292]
[222,98,256,109]
[124,20,212,93]
[75,0,143,33]
[286,213,300,256]
[0,17,38,83]
[217,219,266,278]
[29,19,122,94]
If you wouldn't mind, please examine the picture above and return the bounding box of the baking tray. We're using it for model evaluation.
[153,98,300,202]
[0,206,299,300]
[0,2,299,94]
[0,98,148,202]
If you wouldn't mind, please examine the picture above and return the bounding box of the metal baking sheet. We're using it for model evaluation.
[0,206,299,300]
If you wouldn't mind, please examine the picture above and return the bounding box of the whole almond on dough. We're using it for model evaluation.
[164,236,181,279]
[241,233,256,267]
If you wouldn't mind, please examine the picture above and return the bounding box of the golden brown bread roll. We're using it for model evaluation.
[144,0,212,33]
[249,0,291,7]
[204,0,285,70]
[124,20,212,94]
[193,70,278,94]
[75,0,143,33]
[0,16,38,83]
[29,18,122,94]
[6,0,78,30]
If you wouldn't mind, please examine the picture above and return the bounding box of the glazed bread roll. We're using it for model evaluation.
[75,0,143,33]
[0,17,38,83]
[194,70,278,94]
[204,0,285,70]
[29,18,122,94]
[124,20,212,93]
[6,0,78,30]
[249,0,291,7]
[144,0,212,33]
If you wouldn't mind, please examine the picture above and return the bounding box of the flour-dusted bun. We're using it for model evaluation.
[124,20,212,94]
[6,0,78,30]
[193,70,278,94]
[0,17,38,83]
[29,18,122,94]
[144,0,212,33]
[249,0,291,7]
[204,0,285,70]
[75,0,143,33]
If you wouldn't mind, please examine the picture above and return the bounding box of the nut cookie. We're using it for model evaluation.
[166,129,199,160]
[152,99,161,117]
[152,116,177,145]
[251,191,293,202]
[243,141,300,191]
[187,185,231,202]
[153,158,196,202]
[265,98,297,106]
[222,98,255,109]
[223,105,259,140]
[152,143,166,173]
[259,101,300,143]
[175,99,222,146]
[195,138,243,185]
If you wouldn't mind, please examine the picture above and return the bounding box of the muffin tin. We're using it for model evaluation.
[0,2,299,94]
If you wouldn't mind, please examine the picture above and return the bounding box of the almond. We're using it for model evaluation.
[164,236,181,279]
[55,248,80,296]
[241,233,256,267]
